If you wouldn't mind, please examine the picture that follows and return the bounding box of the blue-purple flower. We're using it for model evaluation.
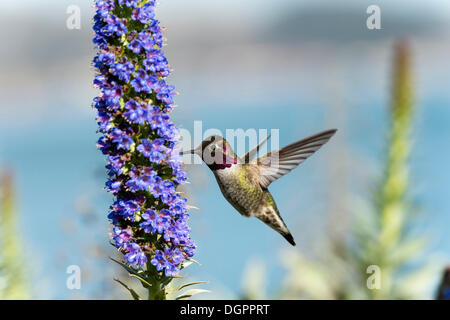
[93,0,195,281]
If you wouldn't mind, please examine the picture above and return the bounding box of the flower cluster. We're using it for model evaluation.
[93,0,194,278]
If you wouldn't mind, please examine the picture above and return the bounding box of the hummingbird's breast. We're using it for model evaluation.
[212,164,264,217]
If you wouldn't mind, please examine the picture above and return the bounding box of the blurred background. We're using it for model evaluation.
[0,0,450,299]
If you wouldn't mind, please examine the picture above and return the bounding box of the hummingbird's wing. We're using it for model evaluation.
[242,134,271,163]
[252,129,337,188]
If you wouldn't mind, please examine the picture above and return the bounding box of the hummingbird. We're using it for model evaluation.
[182,129,337,246]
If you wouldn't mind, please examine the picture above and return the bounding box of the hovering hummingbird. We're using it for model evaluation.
[182,129,337,246]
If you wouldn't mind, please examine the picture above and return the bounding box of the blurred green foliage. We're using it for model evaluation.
[350,40,429,300]
[0,171,30,299]
[241,41,441,300]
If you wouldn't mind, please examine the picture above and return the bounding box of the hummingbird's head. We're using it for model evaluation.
[182,135,238,169]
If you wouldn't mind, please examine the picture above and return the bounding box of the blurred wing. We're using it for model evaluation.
[253,129,337,188]
[242,134,271,163]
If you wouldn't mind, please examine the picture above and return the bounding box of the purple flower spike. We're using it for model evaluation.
[92,0,195,287]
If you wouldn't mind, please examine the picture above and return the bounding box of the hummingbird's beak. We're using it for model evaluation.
[180,149,194,155]
[180,146,201,156]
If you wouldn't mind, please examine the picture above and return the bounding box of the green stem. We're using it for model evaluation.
[148,280,166,300]
[146,259,166,300]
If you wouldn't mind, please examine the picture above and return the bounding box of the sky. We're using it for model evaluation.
[0,0,449,299]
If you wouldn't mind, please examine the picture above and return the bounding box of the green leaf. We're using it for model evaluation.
[187,258,201,266]
[176,289,210,300]
[180,261,193,269]
[114,279,141,300]
[160,277,174,290]
[176,281,208,292]
[129,273,152,288]
[110,257,150,283]
[168,281,208,294]
[180,258,201,270]
[111,257,138,273]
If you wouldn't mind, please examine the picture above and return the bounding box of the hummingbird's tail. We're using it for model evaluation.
[255,205,296,246]
[283,233,296,246]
